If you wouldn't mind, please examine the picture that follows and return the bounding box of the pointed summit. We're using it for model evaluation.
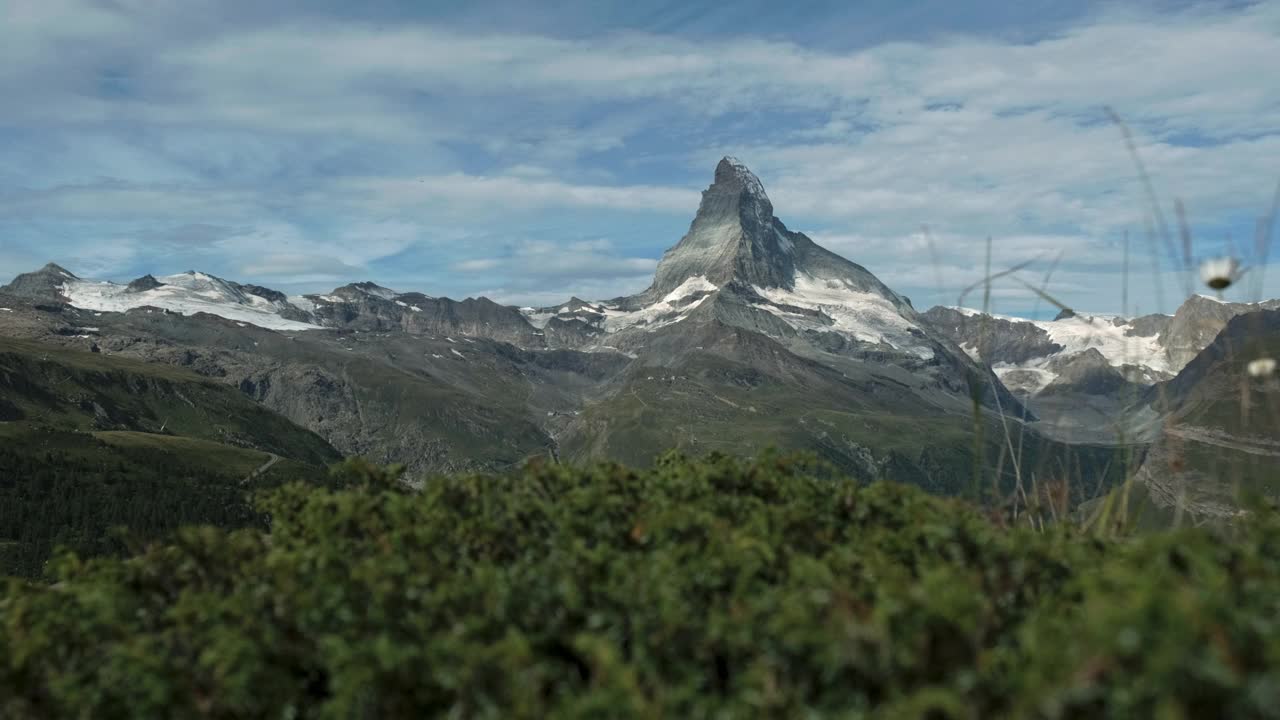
[617,158,950,364]
[126,274,164,293]
[713,156,771,210]
[643,157,796,299]
[40,263,77,279]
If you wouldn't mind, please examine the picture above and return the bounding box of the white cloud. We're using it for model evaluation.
[451,238,659,284]
[238,254,362,280]
[344,175,697,215]
[1,0,1278,313]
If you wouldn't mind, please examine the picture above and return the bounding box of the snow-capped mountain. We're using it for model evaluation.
[0,264,325,331]
[922,295,1280,396]
[51,268,323,331]
[2,265,541,343]
[4,158,1020,413]
[525,157,953,362]
[0,158,1172,488]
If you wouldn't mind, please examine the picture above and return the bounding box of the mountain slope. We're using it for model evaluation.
[0,338,345,577]
[0,337,340,465]
[1086,309,1280,528]
[1137,309,1280,518]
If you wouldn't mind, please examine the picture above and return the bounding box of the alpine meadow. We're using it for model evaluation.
[2,1,1279,717]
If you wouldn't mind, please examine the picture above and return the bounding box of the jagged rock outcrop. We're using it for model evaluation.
[1159,295,1280,369]
[307,284,545,346]
[922,307,1063,365]
[1039,348,1138,397]
[0,263,76,301]
[125,274,164,293]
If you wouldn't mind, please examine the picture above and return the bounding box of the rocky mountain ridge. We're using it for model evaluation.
[922,295,1280,397]
[0,158,1192,492]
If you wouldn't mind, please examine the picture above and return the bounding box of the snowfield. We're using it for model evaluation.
[601,276,718,333]
[949,306,1171,374]
[62,272,325,331]
[756,274,935,359]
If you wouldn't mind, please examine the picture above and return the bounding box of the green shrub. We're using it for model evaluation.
[2,453,1278,718]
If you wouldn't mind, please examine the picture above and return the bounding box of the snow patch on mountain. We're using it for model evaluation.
[948,306,1169,373]
[61,272,324,331]
[288,295,318,313]
[520,308,556,329]
[1042,315,1169,373]
[994,365,1059,395]
[601,276,718,333]
[756,274,934,359]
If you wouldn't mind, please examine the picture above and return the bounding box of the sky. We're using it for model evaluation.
[2,0,1279,318]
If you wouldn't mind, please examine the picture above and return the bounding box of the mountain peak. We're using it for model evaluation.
[641,157,791,299]
[0,262,79,300]
[713,157,769,204]
[126,274,164,293]
[40,263,76,279]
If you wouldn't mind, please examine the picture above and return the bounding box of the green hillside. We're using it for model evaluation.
[0,338,340,465]
[0,339,343,577]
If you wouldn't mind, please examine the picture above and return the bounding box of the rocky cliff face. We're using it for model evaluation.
[1158,295,1280,369]
[643,157,800,298]
[2,263,76,301]
[922,307,1064,366]
[305,285,545,347]
[1124,309,1280,523]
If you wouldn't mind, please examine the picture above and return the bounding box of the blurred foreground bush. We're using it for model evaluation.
[2,453,1279,718]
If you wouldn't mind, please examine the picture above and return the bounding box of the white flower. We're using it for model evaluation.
[1247,357,1277,378]
[1199,256,1241,291]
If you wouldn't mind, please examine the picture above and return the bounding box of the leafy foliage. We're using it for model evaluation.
[2,453,1279,718]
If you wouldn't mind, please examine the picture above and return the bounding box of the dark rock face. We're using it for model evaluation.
[309,288,545,347]
[1039,348,1137,397]
[1124,313,1172,338]
[231,283,315,323]
[1153,308,1280,412]
[0,397,24,421]
[921,307,1064,366]
[1129,308,1280,522]
[1159,295,1280,369]
[233,283,286,304]
[543,317,604,349]
[125,275,164,293]
[1,263,76,302]
[643,157,797,299]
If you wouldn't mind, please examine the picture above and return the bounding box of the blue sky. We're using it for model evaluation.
[2,0,1278,317]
